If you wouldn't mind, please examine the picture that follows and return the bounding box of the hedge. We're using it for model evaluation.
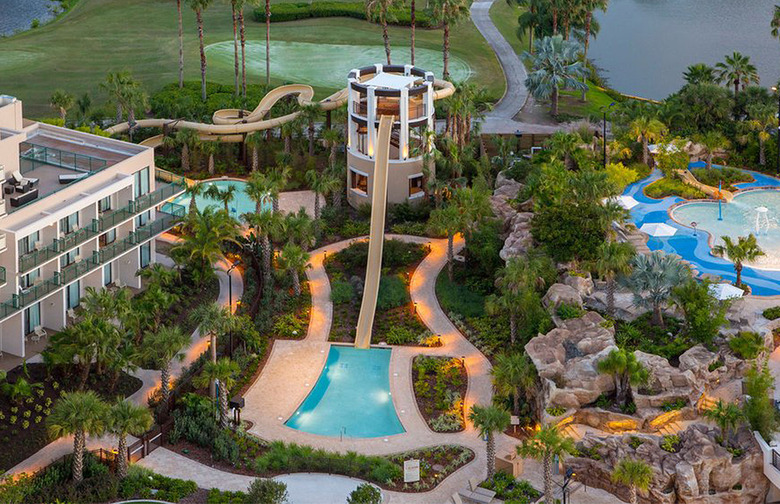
[254,2,436,27]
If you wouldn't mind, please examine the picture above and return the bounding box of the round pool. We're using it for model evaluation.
[171,179,267,218]
[671,189,780,270]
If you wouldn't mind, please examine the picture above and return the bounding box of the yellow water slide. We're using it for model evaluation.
[354,115,394,350]
[676,169,734,202]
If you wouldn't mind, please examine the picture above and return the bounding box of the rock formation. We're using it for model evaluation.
[542,283,583,309]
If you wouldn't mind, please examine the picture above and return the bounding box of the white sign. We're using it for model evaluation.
[404,459,420,483]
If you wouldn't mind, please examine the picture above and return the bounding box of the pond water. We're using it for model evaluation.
[1,0,59,37]
[589,0,779,99]
[205,40,471,89]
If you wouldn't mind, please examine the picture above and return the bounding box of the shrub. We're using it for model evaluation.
[347,483,382,504]
[390,221,428,236]
[605,162,638,193]
[672,279,728,346]
[532,202,608,262]
[763,306,780,320]
[330,280,354,305]
[546,406,567,417]
[628,437,644,449]
[644,176,705,199]
[728,331,765,360]
[661,435,681,453]
[256,1,436,27]
[743,362,778,440]
[385,325,418,345]
[556,302,584,320]
[661,398,688,412]
[245,479,289,504]
[377,275,408,310]
[691,166,752,190]
[388,200,431,224]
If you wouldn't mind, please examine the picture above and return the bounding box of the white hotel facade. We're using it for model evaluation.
[0,95,185,359]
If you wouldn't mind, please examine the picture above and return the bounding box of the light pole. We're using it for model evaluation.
[773,86,780,174]
[227,259,240,357]
[514,130,523,155]
[601,102,616,169]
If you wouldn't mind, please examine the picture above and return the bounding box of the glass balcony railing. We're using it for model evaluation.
[18,171,186,273]
[0,267,6,285]
[18,279,60,308]
[0,297,19,319]
[58,253,101,286]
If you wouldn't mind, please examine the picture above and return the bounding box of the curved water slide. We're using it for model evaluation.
[107,80,454,143]
[676,169,734,202]
[354,115,394,350]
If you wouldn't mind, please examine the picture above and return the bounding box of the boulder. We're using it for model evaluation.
[542,283,583,309]
[499,212,534,261]
[678,345,718,381]
[563,272,594,297]
[633,351,700,409]
[491,173,524,225]
[567,424,768,504]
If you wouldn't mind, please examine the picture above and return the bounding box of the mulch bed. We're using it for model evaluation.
[411,356,468,433]
[0,363,141,472]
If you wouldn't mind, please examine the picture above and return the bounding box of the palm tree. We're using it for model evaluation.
[491,352,536,417]
[227,0,243,96]
[177,0,185,88]
[50,89,74,123]
[206,184,237,214]
[468,405,511,480]
[712,234,764,288]
[277,242,310,296]
[580,0,608,100]
[176,128,200,172]
[47,391,109,483]
[283,208,316,250]
[108,400,153,478]
[628,115,666,165]
[545,131,581,170]
[237,0,248,96]
[624,251,690,327]
[703,399,744,444]
[76,93,92,125]
[694,131,730,169]
[264,0,271,85]
[518,423,576,504]
[427,204,461,281]
[194,358,240,428]
[715,52,760,95]
[742,104,777,166]
[523,35,588,116]
[683,63,717,85]
[306,169,339,220]
[184,182,205,215]
[433,0,470,79]
[365,0,397,64]
[597,348,649,407]
[299,104,321,157]
[173,206,240,284]
[594,241,635,316]
[611,458,653,504]
[191,301,233,368]
[325,163,345,209]
[201,141,219,175]
[186,0,213,101]
[409,0,417,64]
[772,5,780,43]
[243,209,280,290]
[321,128,343,168]
[100,71,135,124]
[268,165,291,213]
[141,325,191,404]
[246,131,264,171]
[515,0,543,53]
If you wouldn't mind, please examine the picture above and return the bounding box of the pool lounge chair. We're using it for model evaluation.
[8,170,39,189]
[59,172,88,184]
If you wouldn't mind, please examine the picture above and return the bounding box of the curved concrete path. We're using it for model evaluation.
[4,246,243,477]
[471,0,567,135]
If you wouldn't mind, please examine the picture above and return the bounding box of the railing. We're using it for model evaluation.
[773,449,780,471]
[20,142,108,172]
[0,267,6,285]
[18,174,186,273]
[58,253,101,286]
[18,279,60,307]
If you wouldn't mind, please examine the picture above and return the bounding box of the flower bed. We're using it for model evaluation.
[412,356,467,432]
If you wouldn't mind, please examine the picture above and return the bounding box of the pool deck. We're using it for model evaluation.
[623,163,780,296]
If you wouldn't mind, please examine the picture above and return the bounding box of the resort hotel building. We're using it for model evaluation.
[0,95,185,359]
[346,64,436,208]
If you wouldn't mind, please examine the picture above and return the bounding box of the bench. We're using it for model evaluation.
[59,172,88,184]
[10,188,39,207]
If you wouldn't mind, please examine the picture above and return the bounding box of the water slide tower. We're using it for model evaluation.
[346,64,436,209]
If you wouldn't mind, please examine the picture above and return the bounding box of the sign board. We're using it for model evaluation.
[510,415,520,426]
[404,459,420,483]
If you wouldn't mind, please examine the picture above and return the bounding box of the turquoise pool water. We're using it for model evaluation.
[171,179,266,218]
[285,346,405,438]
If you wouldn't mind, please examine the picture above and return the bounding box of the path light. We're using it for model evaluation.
[413,302,418,314]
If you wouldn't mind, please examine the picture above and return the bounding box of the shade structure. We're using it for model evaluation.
[640,222,677,237]
[612,195,639,210]
[708,282,744,300]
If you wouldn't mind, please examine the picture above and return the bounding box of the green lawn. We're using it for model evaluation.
[435,271,486,318]
[0,0,504,118]
[489,0,529,57]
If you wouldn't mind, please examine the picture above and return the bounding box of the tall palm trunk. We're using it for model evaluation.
[551,86,559,116]
[273,196,280,213]
[513,390,520,416]
[182,143,190,171]
[262,235,272,288]
[209,334,216,397]
[641,135,649,165]
[73,429,85,483]
[706,152,713,170]
[196,9,207,102]
[232,7,239,96]
[382,17,391,64]
[115,102,123,124]
[332,187,342,208]
[265,0,271,86]
[735,263,743,287]
[410,0,416,65]
[759,138,766,166]
[543,454,553,504]
[314,191,321,219]
[218,379,229,428]
[486,433,496,479]
[447,232,454,281]
[509,311,517,344]
[117,433,129,478]
[291,270,301,296]
[630,484,638,504]
[652,303,665,328]
[177,0,184,88]
[606,277,616,316]
[161,363,171,402]
[581,11,592,101]
[443,22,451,79]
[552,8,558,34]
[252,146,259,171]
[208,153,215,175]
[308,122,315,156]
[239,8,247,97]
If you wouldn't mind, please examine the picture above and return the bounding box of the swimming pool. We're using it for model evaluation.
[285,346,405,438]
[622,162,780,296]
[171,179,267,217]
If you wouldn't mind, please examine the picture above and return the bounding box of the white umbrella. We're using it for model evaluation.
[708,282,744,301]
[613,195,639,210]
[640,222,677,237]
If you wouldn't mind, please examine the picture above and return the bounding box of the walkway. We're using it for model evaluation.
[140,448,371,504]
[4,246,243,477]
[470,0,565,135]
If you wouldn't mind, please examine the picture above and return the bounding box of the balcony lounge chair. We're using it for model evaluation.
[59,172,87,184]
[32,326,47,343]
[10,188,39,207]
[8,170,39,190]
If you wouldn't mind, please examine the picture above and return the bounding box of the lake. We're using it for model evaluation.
[589,0,780,99]
[0,0,58,37]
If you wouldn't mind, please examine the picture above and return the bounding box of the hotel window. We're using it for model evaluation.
[18,231,40,256]
[349,168,368,195]
[66,280,80,309]
[103,263,113,286]
[134,167,150,198]
[136,210,150,227]
[60,247,80,268]
[140,242,151,269]
[60,212,79,236]
[21,268,41,289]
[356,126,369,156]
[99,229,117,247]
[98,196,112,213]
[409,174,424,199]
[24,302,41,335]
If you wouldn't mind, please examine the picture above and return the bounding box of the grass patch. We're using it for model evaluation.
[615,313,691,363]
[691,166,753,191]
[558,83,621,119]
[728,331,765,360]
[644,176,706,199]
[489,0,528,56]
[435,270,486,318]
